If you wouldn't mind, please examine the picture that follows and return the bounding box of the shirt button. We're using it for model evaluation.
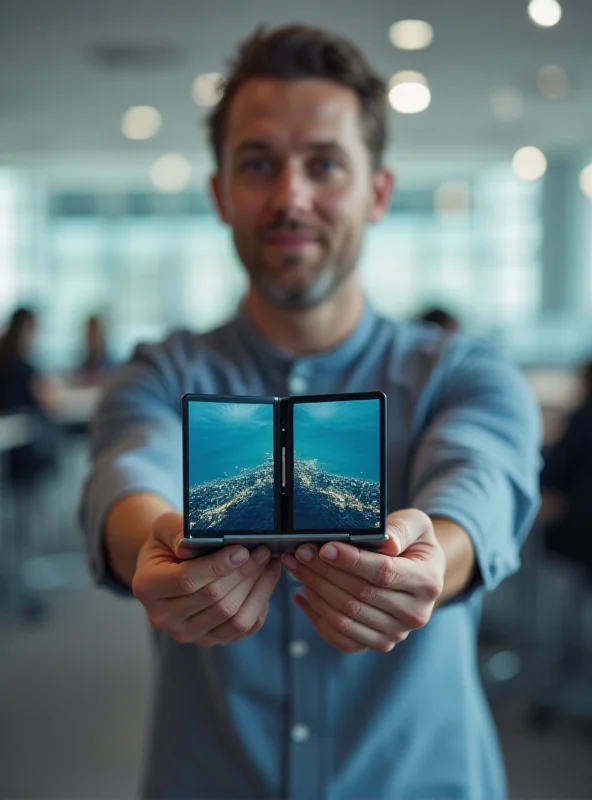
[288,639,310,658]
[290,723,311,743]
[288,375,308,394]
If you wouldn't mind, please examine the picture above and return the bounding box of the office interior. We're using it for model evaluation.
[1,0,592,797]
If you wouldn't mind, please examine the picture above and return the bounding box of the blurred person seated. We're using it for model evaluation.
[0,307,62,484]
[418,306,461,333]
[73,314,116,385]
[540,359,592,572]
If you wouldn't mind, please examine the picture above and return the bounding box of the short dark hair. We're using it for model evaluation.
[208,25,388,170]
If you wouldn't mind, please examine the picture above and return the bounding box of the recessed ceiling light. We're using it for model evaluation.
[434,182,471,214]
[527,0,562,27]
[388,20,434,50]
[512,146,547,181]
[490,87,524,122]
[537,64,568,100]
[579,164,592,199]
[388,71,431,114]
[150,153,191,193]
[121,106,162,140]
[192,72,225,107]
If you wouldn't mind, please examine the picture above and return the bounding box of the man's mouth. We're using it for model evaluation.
[264,231,320,250]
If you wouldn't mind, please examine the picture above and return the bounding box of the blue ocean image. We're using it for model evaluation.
[188,401,275,531]
[292,399,381,530]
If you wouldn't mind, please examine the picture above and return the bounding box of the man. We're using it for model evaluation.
[82,24,541,799]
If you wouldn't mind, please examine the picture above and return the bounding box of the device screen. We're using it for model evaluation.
[187,399,276,532]
[291,397,382,531]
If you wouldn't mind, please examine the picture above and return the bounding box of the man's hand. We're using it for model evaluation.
[281,509,446,654]
[132,512,281,646]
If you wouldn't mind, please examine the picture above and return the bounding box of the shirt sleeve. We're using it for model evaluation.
[79,338,187,595]
[409,336,543,593]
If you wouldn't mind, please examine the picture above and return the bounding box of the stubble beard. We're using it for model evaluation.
[242,229,362,310]
[256,260,351,309]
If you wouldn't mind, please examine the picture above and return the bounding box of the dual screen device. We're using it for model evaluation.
[180,391,387,552]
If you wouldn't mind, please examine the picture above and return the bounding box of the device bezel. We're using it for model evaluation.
[182,393,281,538]
[286,391,387,537]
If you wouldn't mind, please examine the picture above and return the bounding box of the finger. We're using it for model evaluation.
[290,545,424,597]
[152,511,186,554]
[152,512,242,565]
[314,510,436,588]
[297,560,433,633]
[199,597,271,647]
[134,543,253,602]
[146,547,272,628]
[207,559,282,644]
[285,560,401,635]
[171,568,260,643]
[293,593,368,654]
[312,543,428,592]
[181,557,279,642]
[302,586,397,652]
[286,550,393,613]
[382,509,436,556]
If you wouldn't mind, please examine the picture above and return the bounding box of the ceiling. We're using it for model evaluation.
[1,0,591,186]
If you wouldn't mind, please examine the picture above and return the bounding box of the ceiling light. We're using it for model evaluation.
[527,0,562,27]
[490,87,524,122]
[579,164,592,199]
[150,153,191,193]
[388,71,431,114]
[388,20,434,50]
[192,72,225,107]
[512,147,547,181]
[537,64,568,100]
[121,106,162,140]
[434,182,471,214]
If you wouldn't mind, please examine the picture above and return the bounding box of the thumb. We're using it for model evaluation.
[153,511,185,555]
[378,526,404,558]
[379,509,434,558]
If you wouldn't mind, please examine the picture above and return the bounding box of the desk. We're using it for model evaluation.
[51,384,102,427]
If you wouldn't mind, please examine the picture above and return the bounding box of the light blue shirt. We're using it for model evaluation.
[81,303,541,799]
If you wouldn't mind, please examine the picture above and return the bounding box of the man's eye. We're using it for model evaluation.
[241,157,272,174]
[309,157,340,177]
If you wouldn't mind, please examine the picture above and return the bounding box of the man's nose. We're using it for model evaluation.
[269,163,314,215]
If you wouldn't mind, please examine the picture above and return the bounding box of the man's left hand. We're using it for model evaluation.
[281,509,445,654]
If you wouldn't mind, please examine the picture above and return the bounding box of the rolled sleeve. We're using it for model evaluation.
[409,337,542,592]
[80,343,185,594]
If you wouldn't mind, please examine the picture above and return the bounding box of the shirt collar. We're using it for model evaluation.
[233,298,380,372]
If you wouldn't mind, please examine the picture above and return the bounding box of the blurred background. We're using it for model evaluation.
[1,0,592,797]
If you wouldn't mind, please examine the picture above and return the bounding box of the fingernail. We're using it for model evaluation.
[229,548,249,565]
[320,544,338,561]
[282,554,298,570]
[252,547,271,565]
[297,545,315,563]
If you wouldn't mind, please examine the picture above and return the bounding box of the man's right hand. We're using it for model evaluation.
[132,511,281,646]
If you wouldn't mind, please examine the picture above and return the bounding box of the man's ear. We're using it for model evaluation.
[368,167,395,223]
[210,173,230,224]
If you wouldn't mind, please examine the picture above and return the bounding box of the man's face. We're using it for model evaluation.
[213,78,392,309]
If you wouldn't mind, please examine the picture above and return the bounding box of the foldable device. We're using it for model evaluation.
[180,391,387,552]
